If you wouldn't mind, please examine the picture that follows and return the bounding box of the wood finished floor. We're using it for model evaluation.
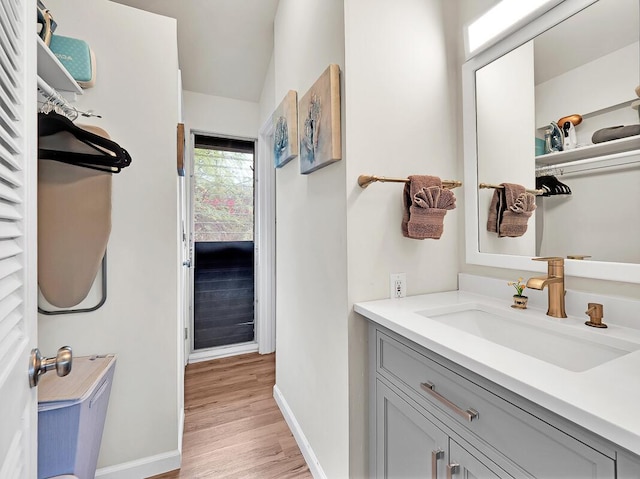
[148,353,312,479]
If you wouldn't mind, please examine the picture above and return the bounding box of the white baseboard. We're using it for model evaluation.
[188,341,259,363]
[273,384,327,479]
[95,449,181,479]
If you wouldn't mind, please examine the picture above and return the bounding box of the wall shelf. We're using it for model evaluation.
[535,134,640,166]
[36,36,82,95]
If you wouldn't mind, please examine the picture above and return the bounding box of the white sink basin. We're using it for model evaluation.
[417,304,640,372]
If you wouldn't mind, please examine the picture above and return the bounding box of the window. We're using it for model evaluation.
[193,135,255,242]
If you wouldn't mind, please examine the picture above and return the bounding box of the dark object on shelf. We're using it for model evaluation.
[535,175,571,196]
[592,124,640,144]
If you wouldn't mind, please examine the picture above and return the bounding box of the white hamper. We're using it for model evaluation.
[38,354,117,479]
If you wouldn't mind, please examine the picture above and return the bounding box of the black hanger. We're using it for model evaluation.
[38,112,132,173]
[535,175,571,196]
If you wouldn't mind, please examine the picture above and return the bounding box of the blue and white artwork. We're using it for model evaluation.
[273,90,298,168]
[299,64,341,175]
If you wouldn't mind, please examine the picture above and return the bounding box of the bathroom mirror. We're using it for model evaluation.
[463,0,640,282]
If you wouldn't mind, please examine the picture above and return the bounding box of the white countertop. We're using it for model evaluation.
[354,290,640,456]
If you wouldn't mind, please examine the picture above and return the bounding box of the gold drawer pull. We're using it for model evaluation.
[420,382,479,422]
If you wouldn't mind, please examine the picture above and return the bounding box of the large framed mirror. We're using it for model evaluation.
[463,0,640,283]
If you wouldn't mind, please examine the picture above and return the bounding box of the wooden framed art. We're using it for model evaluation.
[177,122,185,176]
[298,64,341,174]
[273,90,298,168]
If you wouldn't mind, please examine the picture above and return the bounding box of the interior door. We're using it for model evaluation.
[0,0,38,475]
[191,135,256,351]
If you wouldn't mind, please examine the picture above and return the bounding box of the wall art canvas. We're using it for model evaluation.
[273,90,298,168]
[298,64,341,175]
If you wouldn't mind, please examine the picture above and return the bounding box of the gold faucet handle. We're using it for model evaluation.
[532,256,564,264]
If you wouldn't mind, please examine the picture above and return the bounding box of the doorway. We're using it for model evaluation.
[191,135,256,351]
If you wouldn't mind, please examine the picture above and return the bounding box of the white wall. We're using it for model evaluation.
[344,1,460,475]
[183,90,260,141]
[259,53,275,128]
[273,1,349,477]
[538,162,640,263]
[535,42,640,130]
[38,0,181,474]
[270,2,462,476]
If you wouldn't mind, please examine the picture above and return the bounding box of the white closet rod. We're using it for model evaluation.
[535,149,640,175]
[37,75,78,120]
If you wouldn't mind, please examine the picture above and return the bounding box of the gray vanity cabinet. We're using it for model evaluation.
[376,379,518,479]
[370,324,618,478]
[376,380,448,478]
[448,438,508,479]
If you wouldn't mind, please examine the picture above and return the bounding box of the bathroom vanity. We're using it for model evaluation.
[355,281,640,478]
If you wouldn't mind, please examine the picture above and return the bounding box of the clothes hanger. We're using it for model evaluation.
[38,112,132,173]
[535,174,571,196]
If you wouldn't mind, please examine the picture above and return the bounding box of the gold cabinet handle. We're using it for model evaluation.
[432,449,444,478]
[447,463,460,479]
[420,382,479,422]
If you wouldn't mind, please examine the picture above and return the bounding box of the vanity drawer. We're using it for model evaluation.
[376,330,615,479]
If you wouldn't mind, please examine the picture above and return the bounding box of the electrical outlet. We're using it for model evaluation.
[389,273,406,299]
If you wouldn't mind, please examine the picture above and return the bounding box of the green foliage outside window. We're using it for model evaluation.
[194,148,254,242]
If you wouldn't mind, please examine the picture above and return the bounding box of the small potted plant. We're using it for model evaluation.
[508,278,528,309]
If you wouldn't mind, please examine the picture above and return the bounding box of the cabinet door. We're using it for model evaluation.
[448,438,513,479]
[377,380,449,479]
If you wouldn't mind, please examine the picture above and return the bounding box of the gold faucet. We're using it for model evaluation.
[526,257,567,318]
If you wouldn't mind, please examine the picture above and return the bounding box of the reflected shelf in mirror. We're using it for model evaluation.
[535,134,640,166]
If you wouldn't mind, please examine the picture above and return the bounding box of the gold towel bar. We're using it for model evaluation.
[479,183,544,196]
[358,175,462,189]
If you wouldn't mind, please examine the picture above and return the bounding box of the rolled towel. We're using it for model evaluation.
[487,183,536,237]
[499,186,537,238]
[636,85,640,97]
[402,175,441,238]
[408,186,456,239]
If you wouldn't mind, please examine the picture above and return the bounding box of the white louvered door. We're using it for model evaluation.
[0,0,38,477]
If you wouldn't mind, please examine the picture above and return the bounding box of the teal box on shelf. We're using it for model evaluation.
[49,34,95,88]
[535,137,546,156]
